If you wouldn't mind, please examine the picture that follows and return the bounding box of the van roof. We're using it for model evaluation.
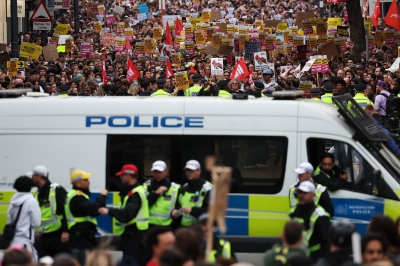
[0,97,354,137]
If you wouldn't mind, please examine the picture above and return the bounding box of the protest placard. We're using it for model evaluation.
[42,44,59,61]
[217,45,233,55]
[175,72,190,90]
[205,45,218,55]
[54,23,70,35]
[195,30,206,45]
[244,41,260,59]
[94,22,102,33]
[162,15,181,29]
[328,18,342,33]
[202,9,211,23]
[322,41,339,59]
[65,38,73,53]
[210,10,222,21]
[171,53,182,67]
[124,28,134,41]
[102,32,117,46]
[19,42,42,60]
[211,58,223,75]
[296,12,314,28]
[153,27,163,41]
[113,5,124,15]
[302,19,313,35]
[337,26,349,37]
[299,81,313,90]
[254,51,267,70]
[216,23,228,33]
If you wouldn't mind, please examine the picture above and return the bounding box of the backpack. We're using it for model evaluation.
[3,204,23,240]
[379,92,398,114]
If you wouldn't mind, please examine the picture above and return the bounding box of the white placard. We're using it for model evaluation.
[211,58,223,75]
[33,22,52,30]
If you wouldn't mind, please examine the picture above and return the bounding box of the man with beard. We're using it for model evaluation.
[313,152,348,192]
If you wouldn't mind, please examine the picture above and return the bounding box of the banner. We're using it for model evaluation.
[175,72,190,90]
[211,58,223,75]
[253,51,267,70]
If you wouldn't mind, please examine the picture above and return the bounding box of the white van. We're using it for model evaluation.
[0,92,399,253]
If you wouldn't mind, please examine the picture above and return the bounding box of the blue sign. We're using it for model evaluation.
[138,4,150,18]
[86,116,204,128]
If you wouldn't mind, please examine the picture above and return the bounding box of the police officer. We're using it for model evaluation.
[253,82,266,98]
[314,221,356,266]
[289,162,334,218]
[58,85,70,97]
[30,165,69,258]
[321,82,334,105]
[198,213,235,263]
[171,160,213,226]
[98,164,149,265]
[217,80,231,98]
[185,74,203,96]
[151,79,171,97]
[289,181,330,260]
[65,170,107,265]
[310,88,322,101]
[353,84,374,108]
[143,160,180,228]
[313,152,348,192]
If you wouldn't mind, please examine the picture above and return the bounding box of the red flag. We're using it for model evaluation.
[384,0,400,31]
[165,22,173,46]
[102,55,107,84]
[371,0,381,29]
[189,65,196,74]
[165,60,174,78]
[230,58,249,80]
[126,57,140,82]
[174,17,183,36]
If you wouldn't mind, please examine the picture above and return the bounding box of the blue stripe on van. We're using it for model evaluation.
[224,195,248,236]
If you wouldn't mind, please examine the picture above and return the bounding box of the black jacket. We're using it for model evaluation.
[289,202,331,260]
[69,186,106,233]
[109,182,142,232]
[36,181,68,233]
[146,179,172,207]
[313,166,346,192]
[313,249,353,266]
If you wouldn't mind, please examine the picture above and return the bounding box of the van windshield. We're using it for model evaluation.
[375,143,400,183]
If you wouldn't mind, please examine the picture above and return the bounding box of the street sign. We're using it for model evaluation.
[33,22,52,30]
[6,61,24,69]
[30,2,52,22]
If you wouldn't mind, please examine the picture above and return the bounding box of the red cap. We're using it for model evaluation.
[116,164,139,176]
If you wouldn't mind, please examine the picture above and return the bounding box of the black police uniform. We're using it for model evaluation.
[68,187,106,250]
[108,182,145,265]
[36,181,70,258]
[313,166,347,192]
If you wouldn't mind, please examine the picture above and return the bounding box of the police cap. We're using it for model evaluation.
[156,78,166,87]
[192,74,202,81]
[310,88,321,94]
[354,83,367,92]
[253,81,265,90]
[323,82,334,92]
[217,80,229,89]
[59,84,70,92]
[328,221,356,247]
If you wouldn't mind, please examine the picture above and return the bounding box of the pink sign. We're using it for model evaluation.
[106,15,115,27]
[81,42,91,57]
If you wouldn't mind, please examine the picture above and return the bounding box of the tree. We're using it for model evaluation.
[346,0,366,60]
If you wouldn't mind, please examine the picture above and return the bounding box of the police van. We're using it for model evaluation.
[0,91,399,252]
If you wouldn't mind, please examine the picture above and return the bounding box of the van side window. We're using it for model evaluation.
[307,138,377,196]
[107,135,288,194]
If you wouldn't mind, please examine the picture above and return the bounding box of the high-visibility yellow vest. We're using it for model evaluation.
[313,165,330,178]
[290,206,330,256]
[321,93,333,105]
[218,90,231,98]
[179,181,213,226]
[143,180,180,226]
[289,183,326,208]
[185,85,202,96]
[311,98,321,101]
[353,93,374,108]
[209,239,232,263]
[114,185,149,234]
[65,189,98,230]
[35,183,63,233]
[151,89,171,97]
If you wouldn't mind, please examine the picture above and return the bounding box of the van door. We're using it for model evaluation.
[300,133,400,234]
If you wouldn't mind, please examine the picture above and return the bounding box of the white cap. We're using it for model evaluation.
[39,256,54,265]
[293,162,314,174]
[33,165,49,177]
[151,160,167,171]
[184,160,201,170]
[297,181,316,193]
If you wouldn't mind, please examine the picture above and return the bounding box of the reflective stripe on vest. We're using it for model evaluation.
[289,184,326,208]
[218,90,231,98]
[65,189,97,230]
[143,181,180,226]
[321,94,333,105]
[290,206,330,256]
[114,185,149,234]
[313,165,331,179]
[35,183,62,233]
[209,239,232,263]
[353,93,372,108]
[180,181,213,226]
[185,85,202,97]
[151,89,171,97]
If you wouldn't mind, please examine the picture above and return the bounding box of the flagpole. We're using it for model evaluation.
[365,24,369,62]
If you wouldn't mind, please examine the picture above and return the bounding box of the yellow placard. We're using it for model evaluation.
[185,25,194,35]
[238,34,249,51]
[212,34,222,48]
[116,22,125,31]
[171,53,182,67]
[299,81,313,90]
[276,22,288,33]
[202,11,211,23]
[364,22,372,35]
[57,45,65,53]
[143,38,155,53]
[222,38,232,46]
[185,41,194,50]
[190,17,202,25]
[65,38,73,53]
[195,30,205,45]
[175,35,185,45]
[54,23,71,35]
[311,18,323,26]
[294,37,304,46]
[124,28,134,37]
[227,24,236,33]
[253,20,264,29]
[328,18,342,27]
[308,38,318,47]
[52,33,60,44]
[153,27,163,40]
[175,72,189,90]
[98,5,105,11]
[19,42,42,60]
[318,35,328,44]
[94,22,102,33]
[135,43,144,51]
[207,28,215,42]
[116,37,126,46]
[8,60,17,77]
